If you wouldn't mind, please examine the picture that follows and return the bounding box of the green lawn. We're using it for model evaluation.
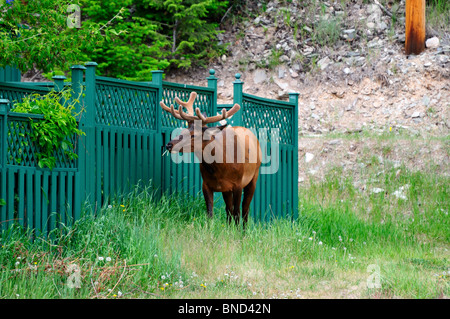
[1,153,449,299]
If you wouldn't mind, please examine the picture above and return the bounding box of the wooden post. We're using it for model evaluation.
[289,92,299,221]
[84,62,98,211]
[0,99,9,232]
[233,73,243,127]
[207,69,218,116]
[405,0,426,55]
[151,70,164,197]
[52,75,66,92]
[71,65,88,214]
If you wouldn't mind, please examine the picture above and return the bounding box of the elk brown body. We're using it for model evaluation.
[160,92,262,226]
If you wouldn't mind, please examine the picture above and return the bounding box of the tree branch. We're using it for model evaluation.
[373,0,393,17]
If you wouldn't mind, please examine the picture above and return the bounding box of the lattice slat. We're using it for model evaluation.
[95,83,158,130]
[242,97,294,146]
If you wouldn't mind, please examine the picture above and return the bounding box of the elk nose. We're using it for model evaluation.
[165,142,173,151]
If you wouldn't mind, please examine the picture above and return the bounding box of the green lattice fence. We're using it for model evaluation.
[0,64,299,236]
[0,105,80,234]
[0,66,21,82]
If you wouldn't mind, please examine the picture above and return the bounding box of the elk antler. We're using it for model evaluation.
[161,91,240,124]
[196,104,240,124]
[160,92,198,121]
[159,101,184,120]
[174,92,197,116]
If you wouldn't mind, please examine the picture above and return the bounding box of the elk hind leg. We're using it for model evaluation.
[242,172,259,227]
[232,188,243,226]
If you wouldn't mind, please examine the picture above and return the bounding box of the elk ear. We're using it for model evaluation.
[201,124,228,133]
[216,124,228,131]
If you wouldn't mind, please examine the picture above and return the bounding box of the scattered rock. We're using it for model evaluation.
[253,69,267,84]
[367,22,376,29]
[305,152,314,163]
[426,37,440,49]
[317,56,332,70]
[277,90,289,99]
[328,139,341,145]
[290,70,299,78]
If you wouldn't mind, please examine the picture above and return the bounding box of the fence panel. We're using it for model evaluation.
[0,88,79,235]
[0,66,21,82]
[240,93,298,221]
[0,65,299,236]
[87,75,162,209]
[0,82,50,106]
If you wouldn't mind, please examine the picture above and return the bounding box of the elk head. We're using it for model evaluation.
[160,92,240,154]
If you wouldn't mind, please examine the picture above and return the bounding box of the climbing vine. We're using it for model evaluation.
[11,89,84,169]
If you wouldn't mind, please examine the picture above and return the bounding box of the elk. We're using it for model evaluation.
[160,92,262,227]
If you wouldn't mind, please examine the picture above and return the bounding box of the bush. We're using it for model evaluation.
[80,0,229,80]
[11,89,84,169]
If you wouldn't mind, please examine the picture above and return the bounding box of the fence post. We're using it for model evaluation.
[0,99,9,231]
[233,73,243,126]
[152,70,164,134]
[70,65,90,214]
[84,62,97,127]
[289,92,299,220]
[207,69,217,116]
[83,62,99,211]
[151,70,164,196]
[405,0,425,55]
[52,75,66,92]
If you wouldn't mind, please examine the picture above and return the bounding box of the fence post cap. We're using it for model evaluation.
[52,75,67,80]
[233,73,243,83]
[209,69,215,76]
[0,99,10,113]
[151,70,164,74]
[85,61,98,67]
[70,65,87,70]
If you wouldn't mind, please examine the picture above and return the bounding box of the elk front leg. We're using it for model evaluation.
[232,188,243,226]
[202,183,214,218]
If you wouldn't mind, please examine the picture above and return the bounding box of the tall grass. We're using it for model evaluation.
[1,162,449,298]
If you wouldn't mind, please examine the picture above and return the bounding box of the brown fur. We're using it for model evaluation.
[166,122,262,227]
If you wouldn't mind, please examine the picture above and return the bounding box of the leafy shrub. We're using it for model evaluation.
[11,89,84,169]
[0,0,111,75]
[80,0,229,80]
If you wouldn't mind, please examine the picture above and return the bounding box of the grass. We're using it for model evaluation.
[0,158,449,299]
[426,0,450,33]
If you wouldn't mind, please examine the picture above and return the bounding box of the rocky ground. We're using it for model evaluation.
[166,1,449,183]
[23,0,450,182]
